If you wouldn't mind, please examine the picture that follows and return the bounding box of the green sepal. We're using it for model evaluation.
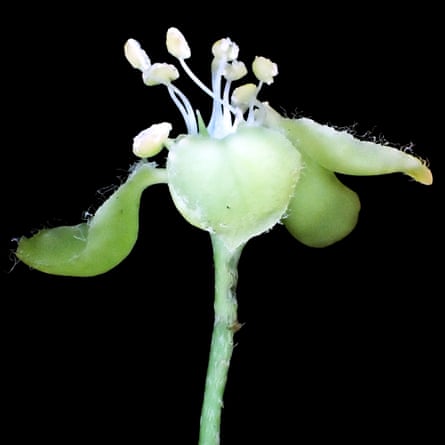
[284,156,360,247]
[261,104,432,247]
[167,125,302,251]
[16,162,167,276]
[282,116,432,185]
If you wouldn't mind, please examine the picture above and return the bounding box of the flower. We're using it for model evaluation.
[15,27,432,275]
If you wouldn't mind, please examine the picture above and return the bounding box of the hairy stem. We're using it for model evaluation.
[198,235,244,445]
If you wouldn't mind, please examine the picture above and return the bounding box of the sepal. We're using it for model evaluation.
[16,162,167,276]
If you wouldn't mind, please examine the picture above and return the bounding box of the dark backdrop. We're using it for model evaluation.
[2,3,442,443]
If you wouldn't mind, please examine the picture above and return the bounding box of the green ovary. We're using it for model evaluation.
[284,157,360,248]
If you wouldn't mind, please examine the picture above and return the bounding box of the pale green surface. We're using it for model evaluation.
[199,235,243,445]
[167,125,302,251]
[284,155,361,247]
[16,163,167,276]
[260,104,432,246]
[283,116,432,185]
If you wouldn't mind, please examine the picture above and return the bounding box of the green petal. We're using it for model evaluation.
[16,162,167,276]
[284,156,360,248]
[283,117,432,185]
[262,105,432,185]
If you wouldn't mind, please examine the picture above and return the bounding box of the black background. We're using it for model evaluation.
[2,3,442,443]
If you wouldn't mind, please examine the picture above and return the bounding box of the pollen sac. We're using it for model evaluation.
[231,83,257,111]
[212,38,239,61]
[143,63,179,86]
[166,27,191,59]
[124,38,151,71]
[224,61,248,81]
[133,122,172,158]
[252,56,278,84]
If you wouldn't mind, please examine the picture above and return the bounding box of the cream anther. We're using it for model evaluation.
[252,56,278,85]
[212,38,239,61]
[224,61,248,81]
[231,83,257,111]
[166,27,191,59]
[132,122,172,158]
[143,63,180,86]
[124,38,151,71]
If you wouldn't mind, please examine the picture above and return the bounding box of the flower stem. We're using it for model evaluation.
[198,235,244,445]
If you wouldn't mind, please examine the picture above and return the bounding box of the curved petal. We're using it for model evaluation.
[261,104,432,246]
[283,117,432,185]
[284,156,360,248]
[16,162,167,276]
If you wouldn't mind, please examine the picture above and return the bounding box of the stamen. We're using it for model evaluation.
[125,30,277,138]
[165,28,241,136]
[207,38,244,136]
[246,82,265,123]
[222,79,233,131]
[165,28,215,99]
[207,57,226,136]
[178,58,216,98]
[167,84,198,134]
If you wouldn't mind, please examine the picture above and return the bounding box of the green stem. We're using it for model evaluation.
[198,235,244,445]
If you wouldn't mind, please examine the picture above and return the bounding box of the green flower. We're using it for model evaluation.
[15,27,432,276]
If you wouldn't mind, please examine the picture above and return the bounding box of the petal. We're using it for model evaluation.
[284,156,360,248]
[16,162,167,276]
[282,117,432,185]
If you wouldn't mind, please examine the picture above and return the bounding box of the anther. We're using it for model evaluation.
[166,27,191,60]
[224,61,248,82]
[212,38,239,61]
[132,122,172,158]
[252,56,278,85]
[143,63,180,86]
[124,38,151,71]
[231,83,258,111]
